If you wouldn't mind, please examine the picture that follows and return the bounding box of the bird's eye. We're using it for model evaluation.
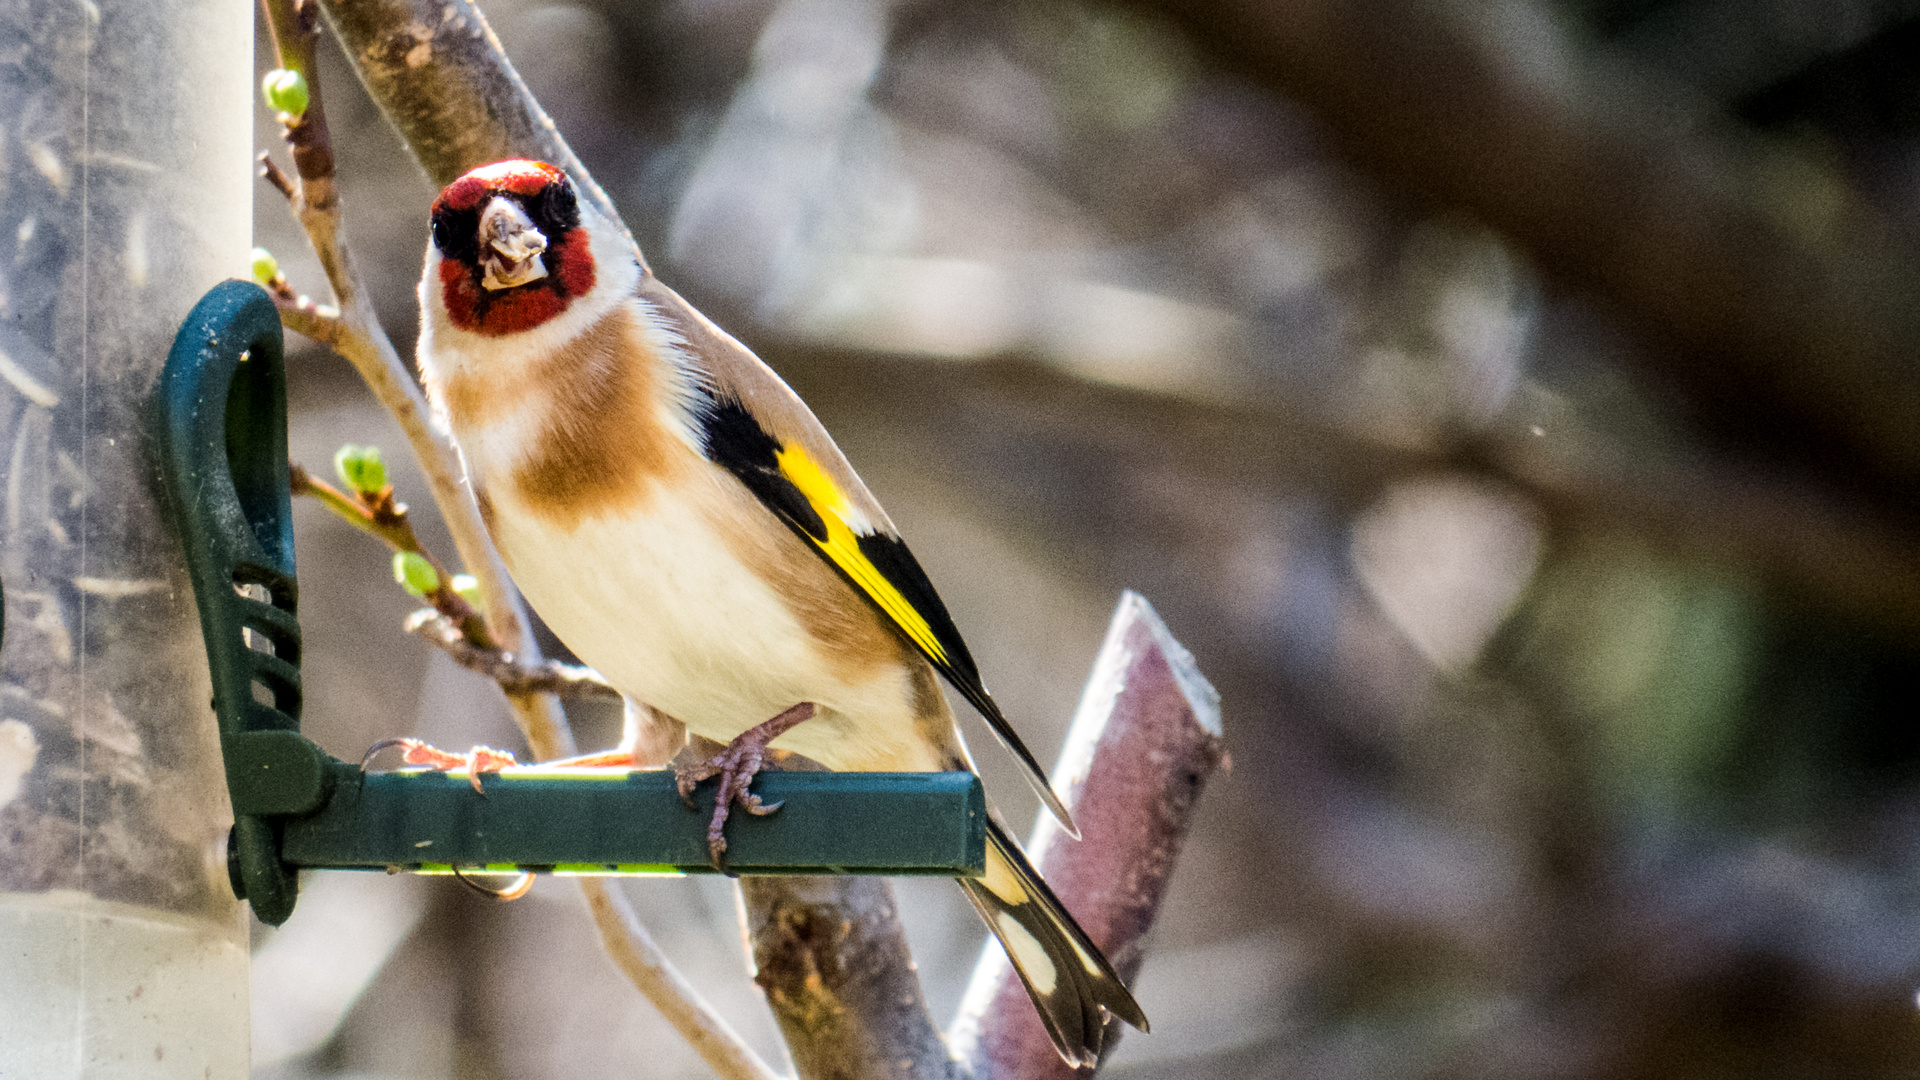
[430,215,451,253]
[534,178,580,233]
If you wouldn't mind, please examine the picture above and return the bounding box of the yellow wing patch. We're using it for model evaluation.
[775,443,950,665]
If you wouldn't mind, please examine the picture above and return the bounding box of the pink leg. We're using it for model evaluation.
[674,703,816,869]
[541,748,641,768]
[364,739,654,795]
[363,737,520,794]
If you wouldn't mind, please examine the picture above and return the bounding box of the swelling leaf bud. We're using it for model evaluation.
[250,247,279,285]
[334,444,387,496]
[451,574,482,607]
[393,551,440,599]
[262,68,311,118]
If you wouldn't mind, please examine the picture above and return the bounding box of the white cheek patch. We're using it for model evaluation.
[458,404,553,482]
[995,911,1058,996]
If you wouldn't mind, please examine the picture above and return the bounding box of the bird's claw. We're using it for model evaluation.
[672,741,766,870]
[672,702,815,871]
[362,737,519,794]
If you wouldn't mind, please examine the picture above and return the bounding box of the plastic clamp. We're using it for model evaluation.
[159,279,327,925]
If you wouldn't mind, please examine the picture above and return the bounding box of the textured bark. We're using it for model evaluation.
[950,592,1226,1079]
[742,876,966,1080]
[319,0,637,259]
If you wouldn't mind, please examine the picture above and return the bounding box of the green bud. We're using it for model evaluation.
[393,551,440,599]
[250,247,279,285]
[333,444,387,496]
[451,574,482,607]
[262,68,311,118]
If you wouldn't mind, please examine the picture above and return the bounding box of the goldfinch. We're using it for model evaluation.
[411,159,1146,1065]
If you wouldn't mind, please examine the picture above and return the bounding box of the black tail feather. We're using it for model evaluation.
[958,819,1147,1067]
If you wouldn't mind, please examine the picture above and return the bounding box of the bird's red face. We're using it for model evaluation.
[430,160,597,337]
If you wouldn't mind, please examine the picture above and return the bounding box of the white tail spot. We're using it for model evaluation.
[994,911,1057,996]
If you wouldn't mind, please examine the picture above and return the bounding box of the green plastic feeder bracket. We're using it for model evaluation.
[160,280,985,927]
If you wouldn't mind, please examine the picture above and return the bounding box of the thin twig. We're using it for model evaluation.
[403,609,620,698]
[290,462,493,645]
[257,0,549,695]
[579,879,787,1080]
[258,151,296,200]
[290,463,406,547]
[254,256,340,343]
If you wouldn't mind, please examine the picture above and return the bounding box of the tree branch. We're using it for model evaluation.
[315,0,637,259]
[403,609,620,698]
[1120,0,1920,513]
[742,875,965,1080]
[723,593,1227,1079]
[257,0,563,755]
[951,592,1226,1078]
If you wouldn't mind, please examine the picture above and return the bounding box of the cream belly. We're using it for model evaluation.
[480,469,946,772]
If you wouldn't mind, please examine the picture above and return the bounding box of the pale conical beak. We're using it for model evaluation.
[478,195,550,291]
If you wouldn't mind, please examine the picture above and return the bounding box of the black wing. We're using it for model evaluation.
[697,390,1078,835]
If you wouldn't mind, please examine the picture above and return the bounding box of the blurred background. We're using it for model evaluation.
[249,0,1920,1077]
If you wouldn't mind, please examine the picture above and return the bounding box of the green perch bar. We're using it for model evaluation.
[282,763,986,876]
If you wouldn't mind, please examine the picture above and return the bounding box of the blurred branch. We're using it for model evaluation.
[782,349,1920,642]
[1613,1,1920,103]
[1116,0,1920,512]
[579,878,786,1080]
[951,592,1226,1079]
[1480,423,1920,635]
[872,8,1920,637]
